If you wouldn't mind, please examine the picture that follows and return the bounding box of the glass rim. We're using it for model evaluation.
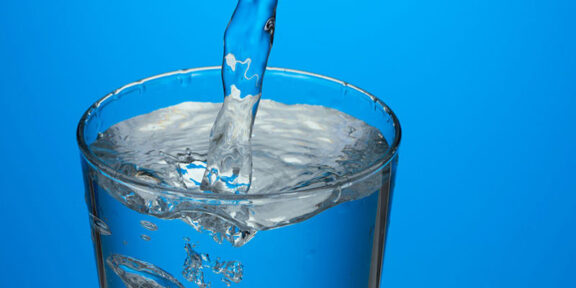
[76,66,402,201]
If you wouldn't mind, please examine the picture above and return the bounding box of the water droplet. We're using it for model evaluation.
[140,220,159,231]
[107,254,184,288]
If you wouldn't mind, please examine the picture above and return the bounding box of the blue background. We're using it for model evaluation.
[1,0,575,287]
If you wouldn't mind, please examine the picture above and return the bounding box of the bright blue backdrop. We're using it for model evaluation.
[1,0,575,287]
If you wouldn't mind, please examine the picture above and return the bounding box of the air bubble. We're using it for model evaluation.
[140,220,159,231]
[89,213,111,236]
[107,254,185,288]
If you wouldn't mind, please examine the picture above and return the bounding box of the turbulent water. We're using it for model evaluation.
[90,100,388,247]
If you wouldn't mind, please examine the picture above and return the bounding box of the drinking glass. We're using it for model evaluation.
[77,67,401,288]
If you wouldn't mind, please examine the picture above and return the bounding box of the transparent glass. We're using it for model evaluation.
[77,67,401,288]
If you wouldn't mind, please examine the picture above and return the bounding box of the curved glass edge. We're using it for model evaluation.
[77,66,402,200]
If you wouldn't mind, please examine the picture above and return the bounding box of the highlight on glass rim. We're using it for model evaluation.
[77,1,400,287]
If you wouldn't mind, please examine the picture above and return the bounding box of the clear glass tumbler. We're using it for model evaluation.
[77,67,401,288]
